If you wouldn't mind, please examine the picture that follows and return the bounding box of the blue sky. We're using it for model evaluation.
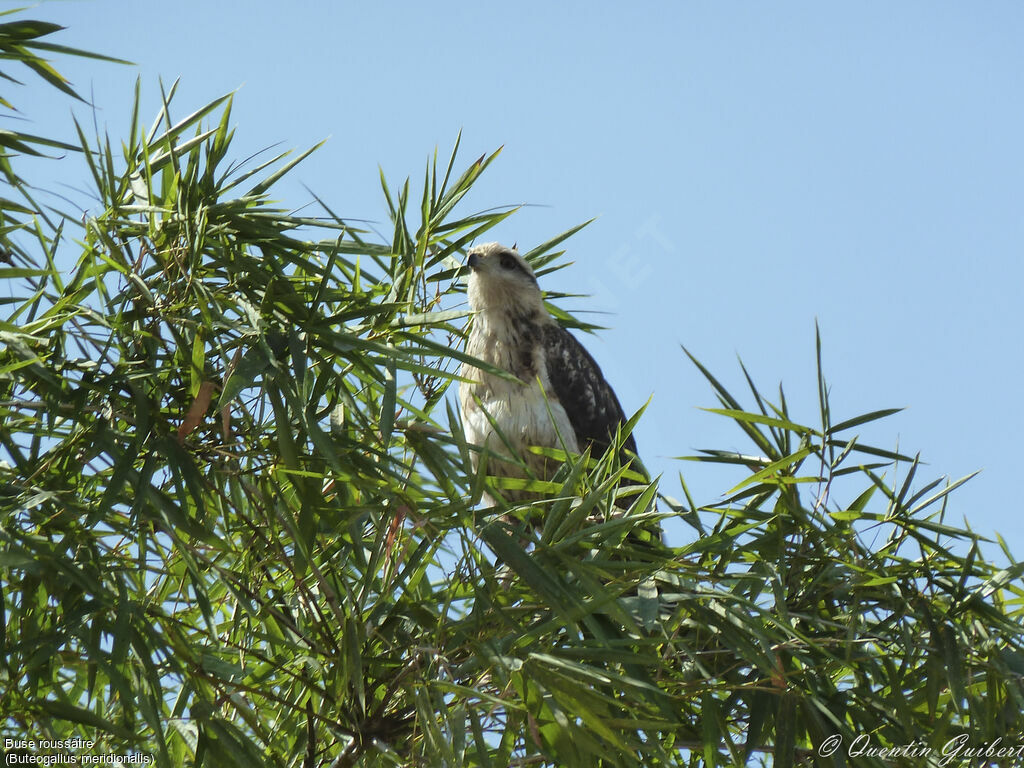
[18,2,1024,555]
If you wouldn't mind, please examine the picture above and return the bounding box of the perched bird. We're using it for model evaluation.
[458,242,642,506]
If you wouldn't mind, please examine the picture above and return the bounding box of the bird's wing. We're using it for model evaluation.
[541,323,638,459]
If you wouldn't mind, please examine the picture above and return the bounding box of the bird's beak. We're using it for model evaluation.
[467,253,481,270]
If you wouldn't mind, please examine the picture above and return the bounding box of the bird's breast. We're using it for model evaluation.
[459,314,578,457]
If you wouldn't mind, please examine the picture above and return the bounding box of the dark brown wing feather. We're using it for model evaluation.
[541,323,638,461]
[543,323,660,538]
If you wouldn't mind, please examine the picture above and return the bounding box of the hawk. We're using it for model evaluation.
[458,242,642,505]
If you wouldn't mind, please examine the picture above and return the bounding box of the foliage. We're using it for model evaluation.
[0,10,127,257]
[2,14,1024,768]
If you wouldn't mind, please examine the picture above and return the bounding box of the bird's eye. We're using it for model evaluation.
[499,253,517,270]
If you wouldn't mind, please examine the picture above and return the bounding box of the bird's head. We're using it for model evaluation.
[465,242,543,314]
